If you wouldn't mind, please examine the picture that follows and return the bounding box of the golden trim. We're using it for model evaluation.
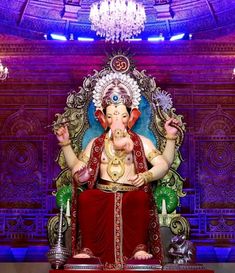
[97,182,137,192]
[147,149,162,162]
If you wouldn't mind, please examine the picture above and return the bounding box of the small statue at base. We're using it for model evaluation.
[168,234,196,264]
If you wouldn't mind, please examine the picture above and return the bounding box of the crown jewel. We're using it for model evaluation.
[93,72,141,110]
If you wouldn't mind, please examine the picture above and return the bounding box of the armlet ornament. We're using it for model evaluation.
[78,151,89,164]
[147,149,162,162]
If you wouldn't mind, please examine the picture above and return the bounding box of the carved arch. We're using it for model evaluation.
[1,107,42,136]
[198,105,235,136]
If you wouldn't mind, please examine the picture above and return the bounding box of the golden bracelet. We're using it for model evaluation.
[165,134,177,141]
[139,171,153,184]
[58,140,71,147]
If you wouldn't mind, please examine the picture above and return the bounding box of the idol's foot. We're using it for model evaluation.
[134,250,153,260]
[73,253,90,258]
[73,248,94,259]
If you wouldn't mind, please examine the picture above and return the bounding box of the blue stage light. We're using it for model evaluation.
[147,35,165,42]
[11,247,28,262]
[50,34,67,41]
[77,37,94,41]
[170,33,185,41]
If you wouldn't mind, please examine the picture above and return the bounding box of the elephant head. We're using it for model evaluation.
[95,104,141,153]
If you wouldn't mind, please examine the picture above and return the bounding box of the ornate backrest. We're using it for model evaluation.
[48,52,188,258]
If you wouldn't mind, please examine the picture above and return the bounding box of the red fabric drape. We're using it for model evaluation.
[71,131,163,269]
[78,189,151,269]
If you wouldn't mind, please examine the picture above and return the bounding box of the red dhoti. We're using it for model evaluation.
[78,188,151,269]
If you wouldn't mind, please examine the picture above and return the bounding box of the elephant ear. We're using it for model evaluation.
[95,109,107,130]
[128,108,141,129]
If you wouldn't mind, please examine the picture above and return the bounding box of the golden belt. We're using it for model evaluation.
[97,180,137,192]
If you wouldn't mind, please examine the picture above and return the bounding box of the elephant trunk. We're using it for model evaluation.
[112,128,134,154]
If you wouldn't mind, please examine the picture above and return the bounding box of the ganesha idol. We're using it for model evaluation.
[55,71,181,270]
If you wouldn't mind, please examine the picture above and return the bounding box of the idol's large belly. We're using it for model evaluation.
[100,162,136,185]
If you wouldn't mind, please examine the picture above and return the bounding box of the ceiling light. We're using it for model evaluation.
[89,0,146,43]
[77,37,94,41]
[50,34,67,41]
[170,33,185,41]
[129,38,142,42]
[148,34,165,42]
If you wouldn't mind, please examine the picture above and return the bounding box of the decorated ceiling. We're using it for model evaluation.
[0,0,234,40]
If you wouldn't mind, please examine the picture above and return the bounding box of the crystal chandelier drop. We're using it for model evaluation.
[89,0,146,43]
[0,60,9,81]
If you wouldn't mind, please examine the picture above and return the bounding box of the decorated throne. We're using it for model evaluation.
[47,52,189,270]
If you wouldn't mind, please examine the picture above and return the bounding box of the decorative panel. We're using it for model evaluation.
[0,40,235,262]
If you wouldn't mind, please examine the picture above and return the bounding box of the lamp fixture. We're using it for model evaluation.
[0,60,9,81]
[148,34,165,42]
[89,0,146,43]
[77,37,94,42]
[169,33,185,41]
[50,34,67,41]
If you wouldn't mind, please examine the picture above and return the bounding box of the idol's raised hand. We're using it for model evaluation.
[55,125,70,143]
[164,118,180,137]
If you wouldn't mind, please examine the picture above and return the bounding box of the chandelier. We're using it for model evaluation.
[89,0,146,43]
[0,60,9,81]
